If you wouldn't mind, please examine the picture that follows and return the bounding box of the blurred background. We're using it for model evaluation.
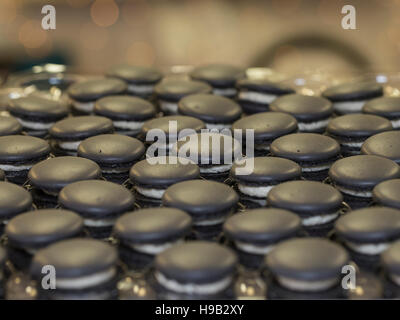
[0,0,399,78]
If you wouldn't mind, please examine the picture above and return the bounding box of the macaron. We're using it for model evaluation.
[0,135,50,184]
[363,96,400,129]
[329,155,400,209]
[322,82,383,115]
[327,114,392,156]
[236,78,295,114]
[190,64,245,97]
[269,94,333,133]
[361,131,400,163]
[231,112,298,156]
[373,179,400,209]
[154,80,212,114]
[0,181,32,226]
[94,95,157,137]
[223,208,302,269]
[5,209,84,270]
[30,238,119,300]
[267,180,344,236]
[58,180,135,238]
[78,134,145,184]
[178,93,242,129]
[67,78,127,114]
[28,156,102,208]
[230,157,302,208]
[265,238,349,293]
[105,65,162,98]
[49,116,114,156]
[8,95,69,137]
[270,133,340,181]
[153,241,237,298]
[0,115,22,136]
[129,156,200,206]
[382,241,400,289]
[113,208,192,269]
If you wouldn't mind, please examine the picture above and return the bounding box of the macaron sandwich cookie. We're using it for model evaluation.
[232,112,298,156]
[329,155,400,209]
[265,238,349,298]
[230,157,302,208]
[327,114,392,156]
[152,241,237,299]
[322,82,383,115]
[154,80,212,114]
[0,115,22,136]
[363,97,400,129]
[373,179,400,209]
[382,241,400,297]
[270,133,340,181]
[267,181,344,236]
[8,95,69,137]
[236,78,295,114]
[269,94,333,133]
[190,64,245,97]
[106,65,162,98]
[113,208,192,270]
[129,156,200,207]
[223,208,302,269]
[78,134,145,184]
[5,209,84,270]
[67,78,127,114]
[30,238,119,300]
[49,115,114,156]
[28,156,102,208]
[361,131,400,163]
[0,135,50,184]
[94,95,157,136]
[58,180,135,238]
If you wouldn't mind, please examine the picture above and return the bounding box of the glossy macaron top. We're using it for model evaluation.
[0,116,22,136]
[329,155,400,189]
[59,180,135,217]
[190,64,245,87]
[49,116,114,140]
[266,238,349,280]
[178,94,242,124]
[106,65,162,84]
[30,238,118,278]
[236,78,295,95]
[162,180,239,215]
[130,157,200,187]
[223,208,301,244]
[155,241,238,283]
[113,208,192,244]
[270,133,340,162]
[363,97,400,118]
[322,82,383,102]
[78,134,145,164]
[94,95,157,121]
[67,78,127,102]
[270,94,333,121]
[267,181,343,215]
[0,135,50,162]
[361,131,400,162]
[154,80,212,101]
[6,209,84,249]
[335,207,400,243]
[373,179,400,209]
[0,181,32,219]
[28,156,102,192]
[382,241,400,276]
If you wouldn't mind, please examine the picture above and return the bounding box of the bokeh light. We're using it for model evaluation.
[18,20,48,49]
[91,0,120,27]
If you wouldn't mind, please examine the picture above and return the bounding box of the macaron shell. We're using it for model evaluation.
[154,80,212,101]
[0,135,50,162]
[106,65,162,84]
[237,78,294,94]
[190,64,245,87]
[68,78,127,102]
[373,179,400,208]
[0,116,23,136]
[363,97,400,118]
[382,240,400,275]
[0,181,32,218]
[8,95,69,119]
[322,82,383,102]
[361,131,400,162]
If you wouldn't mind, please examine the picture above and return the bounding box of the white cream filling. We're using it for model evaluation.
[83,217,116,227]
[199,164,232,174]
[0,163,33,171]
[159,100,178,114]
[238,91,277,104]
[277,276,338,292]
[238,184,274,198]
[390,274,400,286]
[134,186,165,199]
[58,140,82,151]
[56,267,116,290]
[205,123,232,130]
[101,167,129,174]
[333,101,366,114]
[127,84,154,94]
[129,239,183,255]
[298,119,330,131]
[302,213,339,227]
[155,271,232,295]
[72,100,95,113]
[301,164,331,172]
[113,120,143,130]
[346,241,390,255]
[391,119,400,129]
[235,241,275,255]
[340,141,364,148]
[336,186,372,198]
[194,216,227,226]
[213,88,237,96]
[17,118,54,130]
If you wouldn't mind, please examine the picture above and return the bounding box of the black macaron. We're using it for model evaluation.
[68,78,127,114]
[329,155,400,209]
[232,112,298,156]
[363,97,400,129]
[49,116,114,156]
[154,80,212,114]
[94,95,157,136]
[373,179,400,209]
[0,115,22,136]
[30,238,119,300]
[322,82,383,115]
[0,181,32,226]
[382,241,400,291]
[59,180,136,239]
[361,131,400,163]
[0,135,50,184]
[270,94,333,133]
[236,78,295,114]
[78,134,145,184]
[327,114,392,156]
[270,133,340,181]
